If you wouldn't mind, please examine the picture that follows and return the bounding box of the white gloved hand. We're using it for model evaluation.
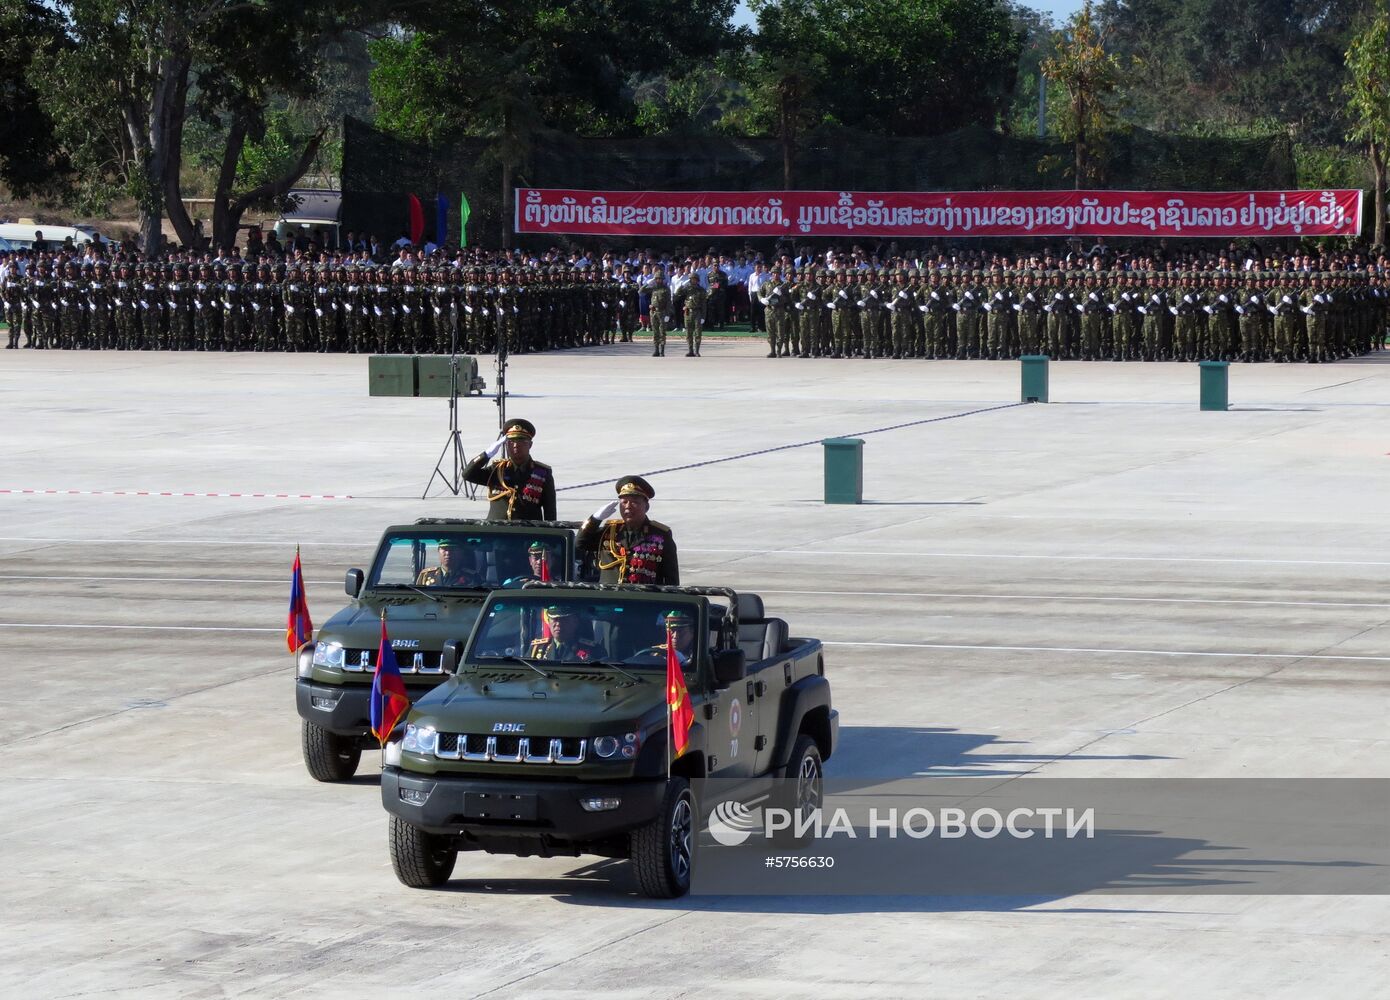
[484,436,507,461]
[592,499,620,521]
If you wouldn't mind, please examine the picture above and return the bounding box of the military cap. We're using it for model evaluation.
[615,475,655,501]
[543,604,575,619]
[437,537,463,549]
[663,608,695,627]
[527,540,549,554]
[503,418,536,440]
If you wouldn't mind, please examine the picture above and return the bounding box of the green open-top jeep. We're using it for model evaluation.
[380,583,837,897]
[294,518,588,781]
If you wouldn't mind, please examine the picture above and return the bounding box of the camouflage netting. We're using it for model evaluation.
[341,116,1296,249]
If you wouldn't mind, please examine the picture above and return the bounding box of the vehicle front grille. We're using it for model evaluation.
[341,648,444,675]
[434,732,585,765]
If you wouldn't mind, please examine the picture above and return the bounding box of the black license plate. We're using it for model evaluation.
[462,791,538,821]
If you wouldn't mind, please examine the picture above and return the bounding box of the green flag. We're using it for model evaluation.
[459,193,471,248]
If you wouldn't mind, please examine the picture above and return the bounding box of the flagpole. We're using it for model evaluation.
[666,625,673,783]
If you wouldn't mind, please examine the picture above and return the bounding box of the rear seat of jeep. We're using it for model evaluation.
[735,593,789,666]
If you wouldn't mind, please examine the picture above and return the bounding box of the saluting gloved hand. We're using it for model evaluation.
[484,435,507,461]
[592,499,620,522]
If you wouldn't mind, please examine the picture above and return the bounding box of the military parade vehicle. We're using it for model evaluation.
[380,583,837,897]
[295,518,591,781]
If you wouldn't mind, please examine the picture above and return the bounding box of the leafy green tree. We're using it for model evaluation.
[1345,0,1390,247]
[735,0,1022,186]
[27,1,383,254]
[0,1,71,197]
[370,0,737,244]
[1042,2,1124,186]
[1099,0,1362,146]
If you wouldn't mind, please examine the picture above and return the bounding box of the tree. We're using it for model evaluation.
[370,0,737,245]
[1043,2,1123,187]
[0,2,71,197]
[1345,0,1390,248]
[735,0,1022,186]
[1099,0,1363,146]
[736,1,829,188]
[31,1,382,254]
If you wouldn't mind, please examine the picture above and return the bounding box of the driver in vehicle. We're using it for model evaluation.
[527,604,604,661]
[414,538,478,587]
[502,540,554,587]
[634,609,696,666]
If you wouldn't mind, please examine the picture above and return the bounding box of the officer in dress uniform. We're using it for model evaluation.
[415,537,480,587]
[462,417,557,520]
[527,604,604,661]
[576,475,679,586]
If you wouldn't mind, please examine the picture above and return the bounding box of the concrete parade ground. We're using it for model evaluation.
[2,340,1388,998]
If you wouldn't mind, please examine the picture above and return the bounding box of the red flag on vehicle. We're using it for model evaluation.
[285,546,313,653]
[666,627,693,759]
[370,614,410,745]
[407,193,424,245]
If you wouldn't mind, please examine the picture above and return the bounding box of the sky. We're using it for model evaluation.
[731,0,1087,29]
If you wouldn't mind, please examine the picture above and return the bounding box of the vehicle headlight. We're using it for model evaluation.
[594,731,642,760]
[402,724,436,755]
[312,641,344,669]
[296,646,315,678]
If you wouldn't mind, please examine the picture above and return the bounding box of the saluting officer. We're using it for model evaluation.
[577,475,679,586]
[463,417,557,520]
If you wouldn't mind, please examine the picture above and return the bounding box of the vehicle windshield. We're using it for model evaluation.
[369,532,565,590]
[470,596,704,670]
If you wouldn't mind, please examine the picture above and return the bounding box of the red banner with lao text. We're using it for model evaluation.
[515,188,1362,239]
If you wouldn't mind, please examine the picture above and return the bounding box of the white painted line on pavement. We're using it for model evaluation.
[2,578,1381,611]
[824,640,1390,662]
[0,489,354,499]
[763,589,1390,610]
[0,623,280,633]
[0,536,1386,567]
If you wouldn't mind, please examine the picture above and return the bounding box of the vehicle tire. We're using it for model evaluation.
[301,719,361,782]
[389,814,457,888]
[631,777,695,898]
[781,734,824,846]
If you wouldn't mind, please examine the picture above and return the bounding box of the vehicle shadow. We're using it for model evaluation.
[827,725,1175,782]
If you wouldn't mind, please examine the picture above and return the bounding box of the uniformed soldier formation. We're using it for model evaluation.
[751,266,1389,363]
[0,257,648,355]
[3,252,1385,362]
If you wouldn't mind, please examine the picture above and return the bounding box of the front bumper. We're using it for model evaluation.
[382,765,668,850]
[296,678,374,735]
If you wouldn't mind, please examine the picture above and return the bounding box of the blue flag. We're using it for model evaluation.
[435,193,448,247]
[370,615,410,745]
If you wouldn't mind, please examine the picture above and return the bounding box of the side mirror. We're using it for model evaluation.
[441,639,465,673]
[344,568,364,598]
[712,648,745,686]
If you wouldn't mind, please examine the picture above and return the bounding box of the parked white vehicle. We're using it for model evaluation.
[0,223,109,249]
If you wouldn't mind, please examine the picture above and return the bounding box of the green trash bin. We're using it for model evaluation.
[1199,360,1229,411]
[1020,355,1049,403]
[823,438,864,504]
[368,355,417,397]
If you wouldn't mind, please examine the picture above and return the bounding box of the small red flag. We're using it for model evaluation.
[407,193,424,245]
[666,627,694,759]
[539,554,551,582]
[286,546,313,653]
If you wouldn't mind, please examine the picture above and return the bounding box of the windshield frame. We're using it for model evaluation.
[365,527,574,593]
[464,592,710,683]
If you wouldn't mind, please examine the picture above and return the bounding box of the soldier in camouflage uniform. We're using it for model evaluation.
[647,271,671,357]
[677,271,708,357]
